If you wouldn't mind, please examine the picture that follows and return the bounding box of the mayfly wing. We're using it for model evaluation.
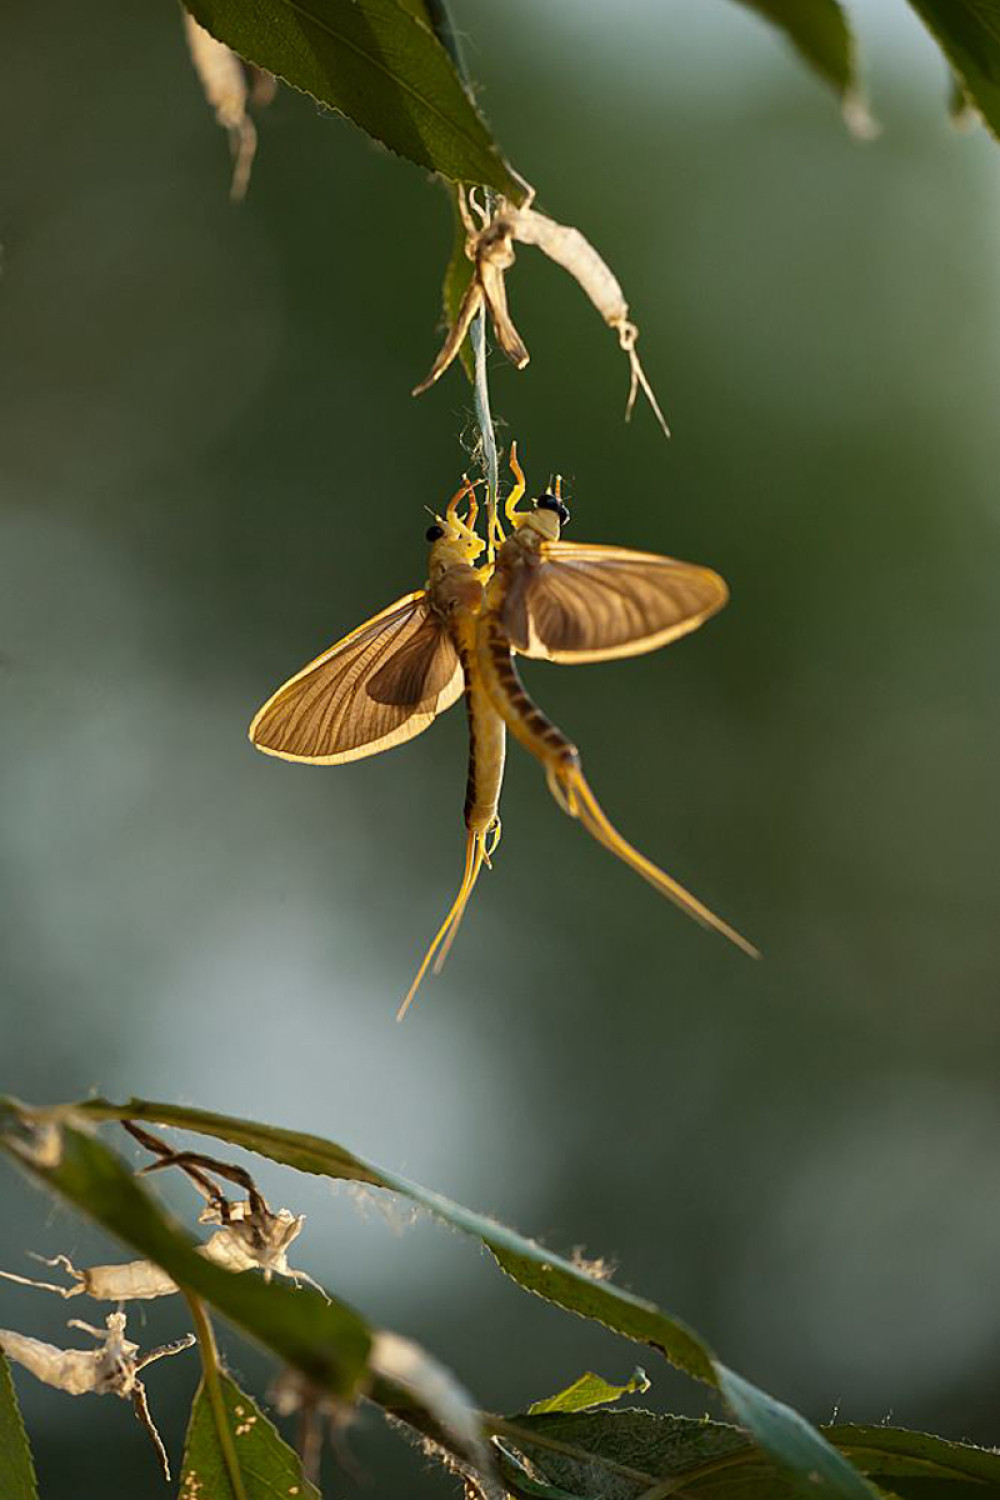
[249,592,463,763]
[503,542,729,663]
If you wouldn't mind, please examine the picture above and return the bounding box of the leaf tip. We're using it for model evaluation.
[842,89,880,141]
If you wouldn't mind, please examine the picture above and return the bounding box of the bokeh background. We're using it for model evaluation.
[3,0,1000,1492]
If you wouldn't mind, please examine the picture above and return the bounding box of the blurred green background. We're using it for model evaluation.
[3,0,1000,1492]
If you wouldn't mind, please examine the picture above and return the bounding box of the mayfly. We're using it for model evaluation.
[476,444,758,958]
[249,477,506,1017]
[0,1312,194,1479]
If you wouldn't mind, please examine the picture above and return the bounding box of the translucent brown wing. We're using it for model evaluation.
[249,591,463,764]
[501,542,729,663]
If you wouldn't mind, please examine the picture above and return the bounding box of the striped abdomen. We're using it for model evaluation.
[477,613,579,767]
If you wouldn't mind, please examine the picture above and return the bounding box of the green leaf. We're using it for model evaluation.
[830,1423,1000,1496]
[369,1329,491,1472]
[181,0,520,194]
[727,0,871,129]
[949,71,978,129]
[527,1368,650,1416]
[443,188,475,383]
[496,1409,770,1500]
[499,1454,586,1500]
[0,1352,38,1500]
[904,1,1000,141]
[495,1409,1000,1500]
[77,1098,875,1500]
[181,1372,319,1500]
[717,1369,874,1499]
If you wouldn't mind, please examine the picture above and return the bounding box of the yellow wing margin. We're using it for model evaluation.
[249,591,464,764]
[507,542,730,663]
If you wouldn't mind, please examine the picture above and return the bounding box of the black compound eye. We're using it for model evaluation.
[425,523,445,542]
[535,494,570,526]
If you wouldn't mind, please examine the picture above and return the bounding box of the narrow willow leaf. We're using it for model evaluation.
[369,1330,489,1471]
[496,1409,767,1500]
[828,1422,1000,1494]
[527,1368,650,1416]
[949,72,978,130]
[727,0,874,133]
[716,1368,875,1500]
[499,1409,1000,1500]
[78,1098,875,1500]
[728,0,852,91]
[0,1351,38,1500]
[904,1,1000,141]
[181,1371,319,1500]
[181,0,520,194]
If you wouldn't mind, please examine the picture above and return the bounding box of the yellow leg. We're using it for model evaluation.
[446,473,479,521]
[397,830,488,1021]
[489,509,506,555]
[505,441,527,526]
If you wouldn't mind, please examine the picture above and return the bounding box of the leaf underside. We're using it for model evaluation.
[727,0,855,98]
[904,0,1000,140]
[181,0,520,192]
[496,1407,1000,1500]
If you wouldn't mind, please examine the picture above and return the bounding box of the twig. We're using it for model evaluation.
[184,1292,249,1500]
[471,261,500,560]
[424,0,501,556]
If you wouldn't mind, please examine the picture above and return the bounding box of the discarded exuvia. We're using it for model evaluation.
[414,186,670,436]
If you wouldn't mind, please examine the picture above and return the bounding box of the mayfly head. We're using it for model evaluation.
[504,443,570,542]
[426,474,484,574]
[531,478,571,539]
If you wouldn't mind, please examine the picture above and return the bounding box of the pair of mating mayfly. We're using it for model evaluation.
[249,445,759,1017]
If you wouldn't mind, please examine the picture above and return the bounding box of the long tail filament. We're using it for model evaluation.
[397,828,490,1021]
[547,762,760,959]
